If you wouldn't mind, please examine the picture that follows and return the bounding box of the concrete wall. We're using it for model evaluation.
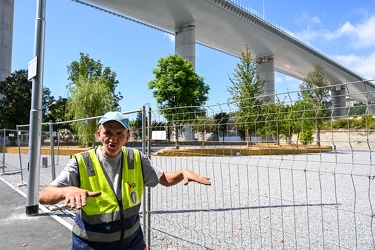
[0,0,14,82]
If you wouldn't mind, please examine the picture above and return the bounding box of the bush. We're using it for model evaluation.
[299,128,314,145]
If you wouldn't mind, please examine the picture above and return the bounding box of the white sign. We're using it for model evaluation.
[28,56,38,80]
[152,131,167,140]
[8,133,14,137]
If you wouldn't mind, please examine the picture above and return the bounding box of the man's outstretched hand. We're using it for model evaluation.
[182,169,211,186]
[63,187,101,210]
[39,185,102,210]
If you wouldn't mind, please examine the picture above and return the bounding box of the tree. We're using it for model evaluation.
[292,96,315,145]
[262,101,286,143]
[42,88,57,121]
[148,54,210,148]
[214,112,230,141]
[227,44,265,146]
[299,64,331,146]
[67,53,123,111]
[66,78,115,147]
[0,69,55,129]
[46,96,68,123]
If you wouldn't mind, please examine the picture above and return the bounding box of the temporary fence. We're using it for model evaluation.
[145,80,375,249]
[0,128,23,175]
[1,80,375,249]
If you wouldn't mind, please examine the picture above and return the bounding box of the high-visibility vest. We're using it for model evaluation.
[71,147,145,249]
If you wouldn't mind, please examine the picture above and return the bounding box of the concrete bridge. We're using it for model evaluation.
[1,0,375,114]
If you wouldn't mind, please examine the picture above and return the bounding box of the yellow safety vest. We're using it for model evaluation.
[71,147,144,244]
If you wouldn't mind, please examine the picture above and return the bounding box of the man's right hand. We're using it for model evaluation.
[39,185,101,210]
[62,186,101,210]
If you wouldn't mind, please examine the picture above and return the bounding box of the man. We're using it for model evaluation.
[39,111,211,249]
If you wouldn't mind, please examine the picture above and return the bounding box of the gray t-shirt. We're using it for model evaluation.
[51,147,163,198]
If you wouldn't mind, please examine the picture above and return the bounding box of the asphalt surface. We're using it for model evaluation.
[0,178,72,250]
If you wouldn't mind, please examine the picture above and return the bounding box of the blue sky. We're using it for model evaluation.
[11,0,375,112]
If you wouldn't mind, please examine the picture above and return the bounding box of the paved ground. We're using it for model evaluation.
[0,178,72,250]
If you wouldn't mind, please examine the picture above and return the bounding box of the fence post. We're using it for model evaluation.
[141,105,151,246]
[17,125,26,186]
[49,121,56,180]
[1,129,5,173]
[147,107,152,248]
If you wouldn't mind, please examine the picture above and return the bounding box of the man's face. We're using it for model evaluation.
[97,121,130,157]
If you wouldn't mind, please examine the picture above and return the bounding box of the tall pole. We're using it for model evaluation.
[26,0,46,215]
[262,0,265,19]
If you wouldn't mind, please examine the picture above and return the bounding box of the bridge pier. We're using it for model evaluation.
[175,22,196,69]
[0,0,14,81]
[332,86,347,117]
[257,57,275,103]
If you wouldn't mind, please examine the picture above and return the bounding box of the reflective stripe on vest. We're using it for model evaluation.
[72,147,144,242]
[72,217,141,243]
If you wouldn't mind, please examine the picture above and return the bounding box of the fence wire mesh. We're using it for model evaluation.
[146,81,375,249]
[0,81,374,249]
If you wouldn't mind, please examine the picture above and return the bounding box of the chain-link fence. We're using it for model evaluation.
[1,80,375,249]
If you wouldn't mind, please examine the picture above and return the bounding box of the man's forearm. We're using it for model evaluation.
[39,185,65,205]
[160,171,184,187]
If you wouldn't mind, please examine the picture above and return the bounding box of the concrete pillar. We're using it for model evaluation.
[332,85,347,117]
[175,22,195,68]
[368,103,375,116]
[0,0,14,82]
[257,57,275,103]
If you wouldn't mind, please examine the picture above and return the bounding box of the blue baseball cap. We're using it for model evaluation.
[98,111,130,130]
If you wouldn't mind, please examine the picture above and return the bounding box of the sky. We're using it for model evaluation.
[11,0,375,112]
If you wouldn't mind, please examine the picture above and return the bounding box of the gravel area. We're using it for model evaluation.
[1,147,375,249]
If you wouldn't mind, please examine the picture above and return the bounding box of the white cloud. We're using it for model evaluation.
[294,11,309,25]
[294,11,321,26]
[293,14,375,50]
[164,33,175,43]
[311,16,321,25]
[325,16,375,49]
[274,73,301,94]
[275,75,283,84]
[334,52,375,80]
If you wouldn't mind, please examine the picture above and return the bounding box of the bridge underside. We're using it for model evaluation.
[78,0,375,107]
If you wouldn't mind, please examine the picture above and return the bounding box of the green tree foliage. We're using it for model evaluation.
[0,69,55,129]
[279,103,298,144]
[299,64,331,146]
[148,54,210,147]
[299,127,314,145]
[227,44,265,145]
[66,54,122,147]
[347,102,367,116]
[66,78,115,147]
[0,70,31,129]
[292,96,315,145]
[46,96,68,123]
[328,115,375,130]
[213,112,230,141]
[262,101,288,143]
[42,88,57,121]
[67,53,123,111]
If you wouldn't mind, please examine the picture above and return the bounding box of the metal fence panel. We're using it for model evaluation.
[146,81,375,249]
[1,81,375,249]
